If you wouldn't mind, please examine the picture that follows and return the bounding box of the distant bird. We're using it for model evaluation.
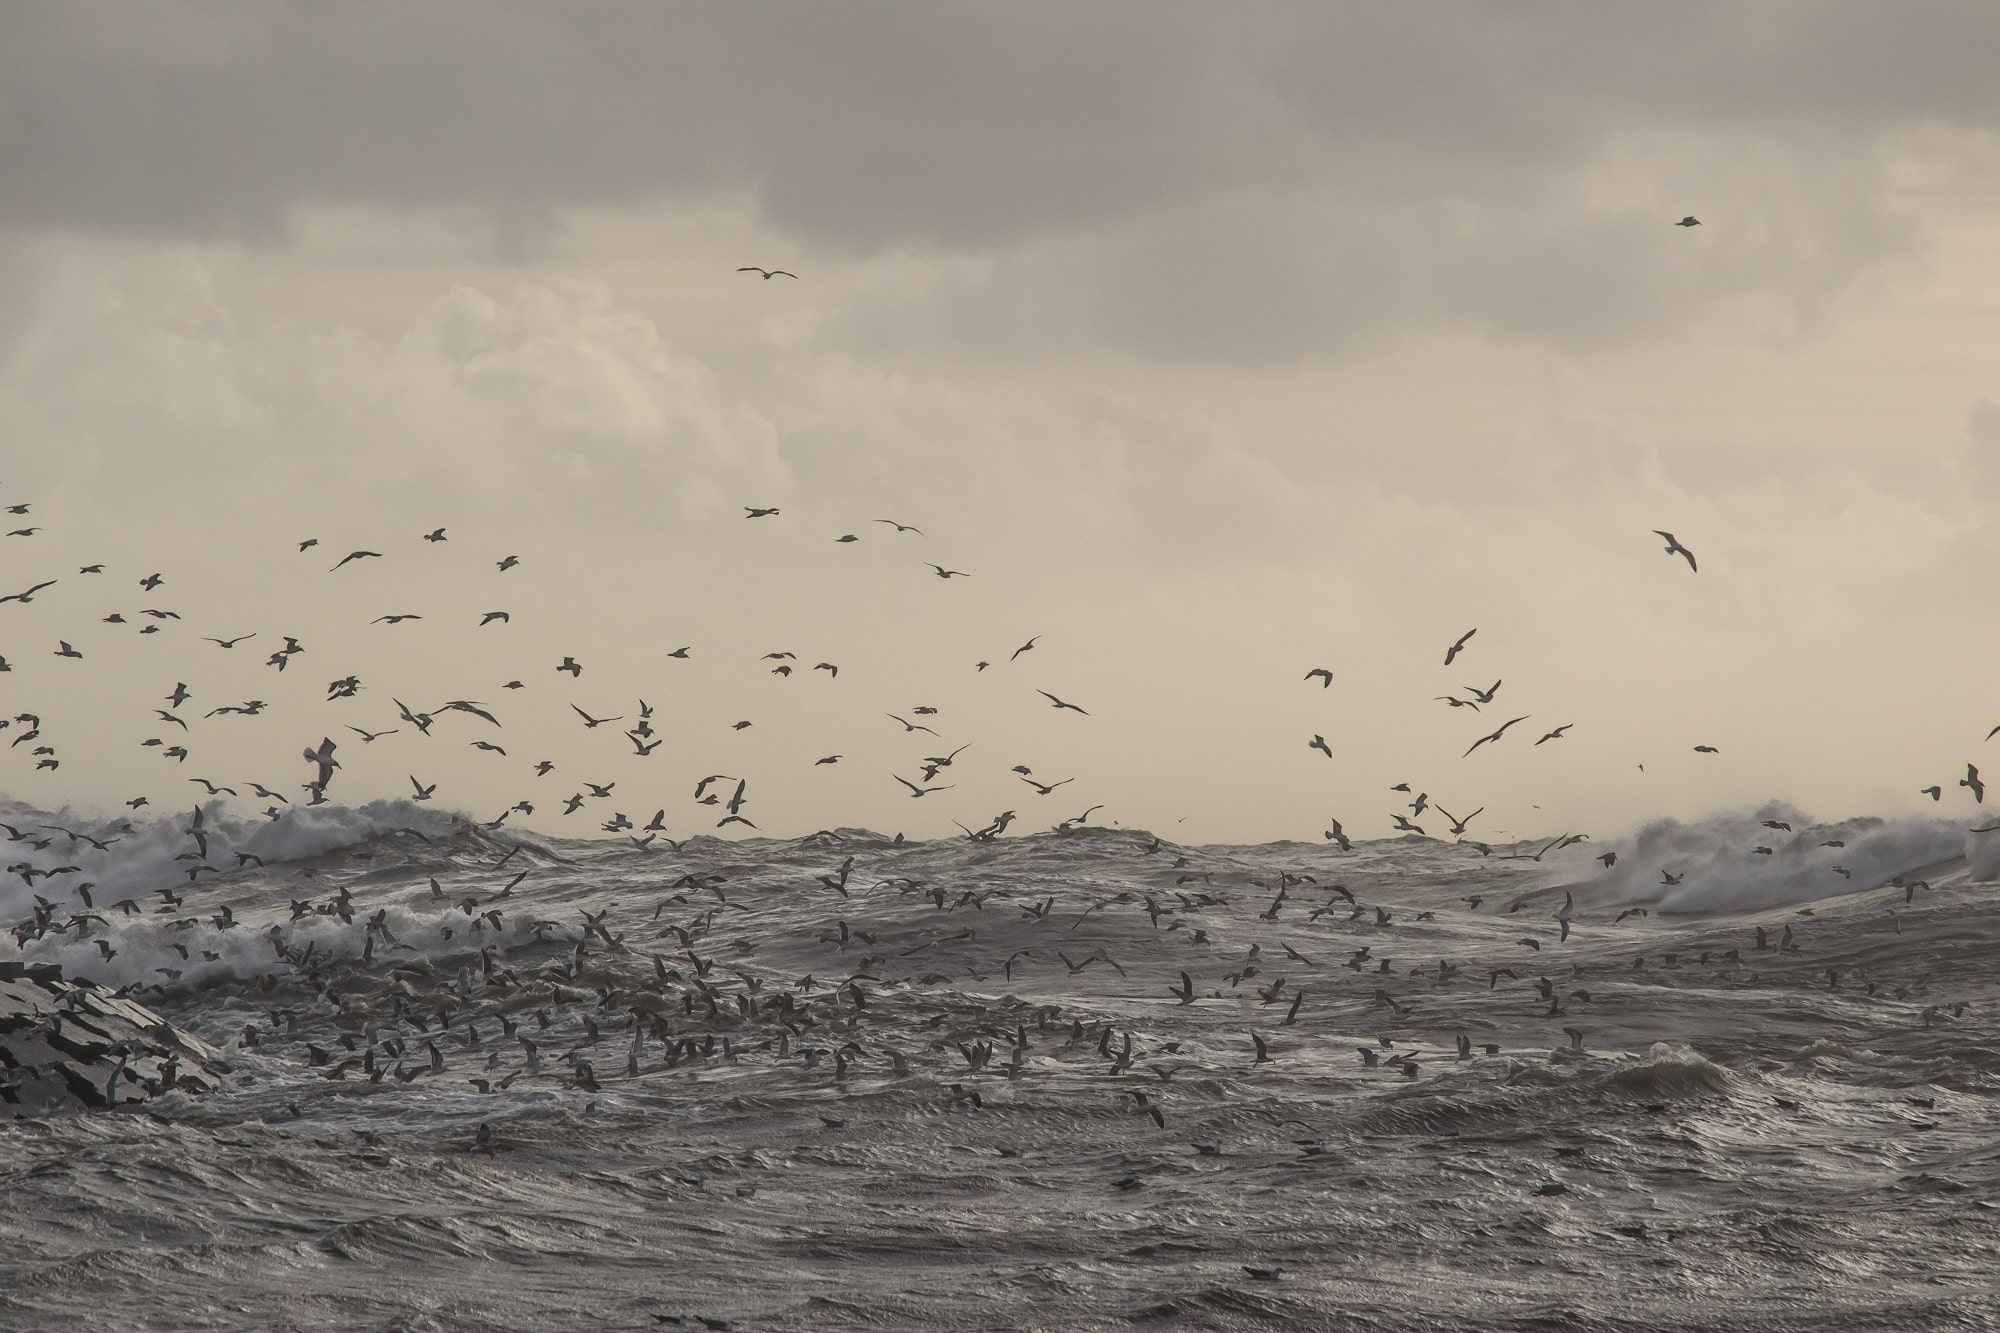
[409,777,436,801]
[330,551,381,571]
[372,616,420,625]
[1443,628,1476,666]
[298,539,318,551]
[423,528,446,542]
[1964,764,1986,804]
[572,705,624,729]
[1304,668,1332,687]
[1694,745,1719,754]
[1012,636,1040,661]
[558,657,582,677]
[874,519,924,535]
[497,555,520,571]
[1920,785,1942,801]
[1037,690,1089,715]
[736,267,798,280]
[744,507,780,518]
[835,534,858,543]
[1308,735,1333,758]
[1676,216,1701,227]
[480,611,509,626]
[887,713,939,736]
[1464,716,1529,758]
[54,641,82,659]
[926,564,969,579]
[1653,530,1697,572]
[1324,819,1352,852]
[1536,724,1572,745]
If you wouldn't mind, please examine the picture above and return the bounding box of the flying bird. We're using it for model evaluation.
[1443,628,1476,666]
[1304,668,1332,688]
[330,551,382,571]
[1464,716,1529,758]
[1308,735,1333,758]
[1676,216,1701,227]
[1653,531,1697,572]
[1536,724,1572,745]
[926,564,969,579]
[0,580,56,604]
[1963,764,1986,804]
[1037,690,1089,715]
[736,267,798,280]
[874,519,924,535]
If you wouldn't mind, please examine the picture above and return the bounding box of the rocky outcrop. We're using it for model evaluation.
[0,962,226,1117]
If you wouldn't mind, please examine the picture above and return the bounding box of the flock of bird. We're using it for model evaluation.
[1,254,1994,1133]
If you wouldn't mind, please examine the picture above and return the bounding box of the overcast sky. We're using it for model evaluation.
[3,3,1999,845]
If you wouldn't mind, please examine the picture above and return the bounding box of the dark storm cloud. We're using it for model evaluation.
[5,3,1996,360]
[10,3,2000,241]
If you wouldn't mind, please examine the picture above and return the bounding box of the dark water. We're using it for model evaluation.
[3,799,1998,1331]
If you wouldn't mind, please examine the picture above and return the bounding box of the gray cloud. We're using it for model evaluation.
[3,5,1993,364]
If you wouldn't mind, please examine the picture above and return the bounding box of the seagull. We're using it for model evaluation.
[572,705,624,729]
[1438,805,1484,837]
[497,555,520,571]
[894,775,953,798]
[480,611,509,626]
[736,267,798,280]
[1308,735,1333,758]
[1464,716,1529,758]
[1535,724,1572,745]
[1920,785,1942,801]
[1963,764,1986,804]
[373,615,421,625]
[1304,668,1332,687]
[1037,690,1089,715]
[1694,745,1719,754]
[887,713,939,736]
[1676,216,1701,227]
[926,564,969,579]
[1653,531,1697,572]
[874,519,924,535]
[1011,636,1040,661]
[0,580,56,604]
[330,551,382,571]
[303,737,339,801]
[423,528,446,542]
[1443,628,1476,666]
[744,507,780,518]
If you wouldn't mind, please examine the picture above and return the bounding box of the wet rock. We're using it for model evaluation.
[0,962,225,1117]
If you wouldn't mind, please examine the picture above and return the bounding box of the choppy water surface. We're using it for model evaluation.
[4,799,1999,1331]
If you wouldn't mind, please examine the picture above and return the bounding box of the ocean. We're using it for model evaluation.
[3,797,1998,1331]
